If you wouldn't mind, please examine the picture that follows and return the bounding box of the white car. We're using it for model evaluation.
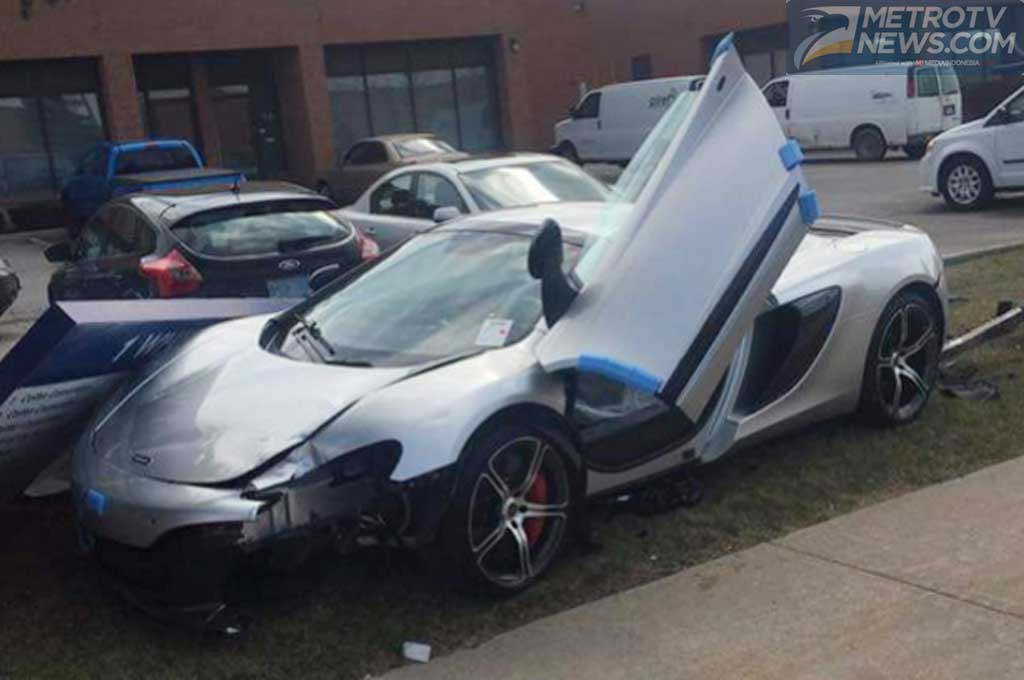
[921,84,1024,210]
[763,63,962,161]
[334,154,610,250]
[552,76,706,166]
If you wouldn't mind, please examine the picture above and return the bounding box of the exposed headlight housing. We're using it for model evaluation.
[243,440,401,499]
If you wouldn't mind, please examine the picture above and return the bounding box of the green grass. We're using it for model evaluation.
[3,248,1024,679]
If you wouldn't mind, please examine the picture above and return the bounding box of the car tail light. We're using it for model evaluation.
[907,72,916,98]
[354,228,381,261]
[139,249,203,297]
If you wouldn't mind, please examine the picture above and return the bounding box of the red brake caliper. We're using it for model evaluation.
[523,471,549,546]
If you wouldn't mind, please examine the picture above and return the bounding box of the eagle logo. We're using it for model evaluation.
[794,6,862,69]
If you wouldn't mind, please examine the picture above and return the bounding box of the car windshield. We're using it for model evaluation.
[172,200,351,257]
[114,146,199,174]
[277,231,579,367]
[461,161,610,210]
[394,138,456,158]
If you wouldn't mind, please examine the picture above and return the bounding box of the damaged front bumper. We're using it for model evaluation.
[73,439,456,607]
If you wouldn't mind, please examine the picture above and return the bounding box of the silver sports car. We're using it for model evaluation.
[72,40,946,604]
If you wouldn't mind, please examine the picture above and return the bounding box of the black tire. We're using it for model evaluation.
[904,143,927,160]
[316,181,335,202]
[554,142,581,165]
[939,155,993,211]
[852,127,887,162]
[441,419,579,596]
[859,290,942,426]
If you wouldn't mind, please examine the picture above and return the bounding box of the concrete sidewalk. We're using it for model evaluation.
[386,457,1024,679]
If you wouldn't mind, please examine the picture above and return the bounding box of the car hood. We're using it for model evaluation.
[91,315,414,485]
[935,118,986,143]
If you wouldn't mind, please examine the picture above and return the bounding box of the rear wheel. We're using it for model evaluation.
[852,127,886,162]
[904,143,927,160]
[860,290,942,425]
[940,156,993,211]
[442,421,577,596]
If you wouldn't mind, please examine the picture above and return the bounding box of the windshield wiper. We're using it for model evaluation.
[288,311,336,360]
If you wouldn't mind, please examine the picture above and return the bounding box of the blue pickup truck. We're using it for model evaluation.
[61,140,245,232]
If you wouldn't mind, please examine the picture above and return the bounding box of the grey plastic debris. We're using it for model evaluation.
[938,365,1000,402]
[402,642,432,664]
[942,305,1023,360]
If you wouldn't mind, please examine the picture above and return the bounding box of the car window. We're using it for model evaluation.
[413,173,466,218]
[916,68,940,98]
[394,138,456,158]
[114,145,199,175]
[575,92,601,119]
[277,231,581,368]
[346,142,388,165]
[104,207,145,256]
[370,174,415,216]
[172,200,350,257]
[1005,90,1024,123]
[76,214,108,260]
[461,161,610,210]
[939,66,960,95]
[764,81,788,108]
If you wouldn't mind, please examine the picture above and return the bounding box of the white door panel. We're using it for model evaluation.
[536,41,815,422]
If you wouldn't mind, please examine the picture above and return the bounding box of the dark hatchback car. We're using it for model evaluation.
[46,183,380,302]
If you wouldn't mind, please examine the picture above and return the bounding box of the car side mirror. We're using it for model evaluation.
[44,242,72,263]
[433,206,462,223]
[309,263,343,292]
[568,105,579,119]
[528,219,578,327]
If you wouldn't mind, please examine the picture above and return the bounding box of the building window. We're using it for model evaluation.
[324,38,502,156]
[632,54,654,81]
[134,55,200,149]
[0,58,106,203]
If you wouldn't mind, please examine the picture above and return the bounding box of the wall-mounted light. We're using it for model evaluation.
[509,37,522,54]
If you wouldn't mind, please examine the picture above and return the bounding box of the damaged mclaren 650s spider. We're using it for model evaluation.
[72,39,946,608]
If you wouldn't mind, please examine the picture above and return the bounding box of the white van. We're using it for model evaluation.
[762,63,962,161]
[921,83,1024,210]
[553,76,705,165]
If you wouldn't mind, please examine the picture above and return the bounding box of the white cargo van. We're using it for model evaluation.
[553,76,705,165]
[762,63,962,161]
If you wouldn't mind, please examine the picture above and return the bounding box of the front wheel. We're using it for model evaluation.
[442,421,578,596]
[940,156,993,211]
[554,142,581,165]
[860,290,942,426]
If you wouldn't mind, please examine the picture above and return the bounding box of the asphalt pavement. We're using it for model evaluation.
[0,227,61,357]
[591,154,1024,260]
[385,456,1024,680]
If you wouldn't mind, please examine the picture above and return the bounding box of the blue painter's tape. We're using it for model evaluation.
[779,139,805,171]
[86,489,106,516]
[799,190,820,225]
[711,33,735,62]
[578,355,662,395]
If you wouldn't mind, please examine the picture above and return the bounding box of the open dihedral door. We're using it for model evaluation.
[536,36,819,424]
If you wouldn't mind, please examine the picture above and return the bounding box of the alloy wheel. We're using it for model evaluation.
[946,163,982,206]
[468,436,570,588]
[875,302,938,420]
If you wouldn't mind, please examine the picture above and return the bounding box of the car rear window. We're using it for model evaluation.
[115,145,199,175]
[172,200,352,258]
[394,138,455,158]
